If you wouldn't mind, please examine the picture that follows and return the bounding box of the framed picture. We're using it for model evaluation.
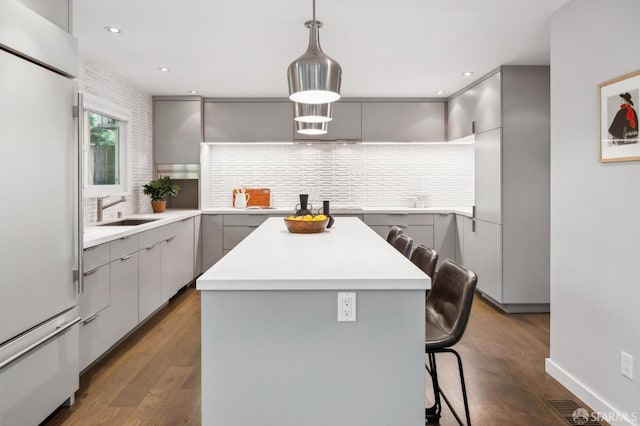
[599,70,640,162]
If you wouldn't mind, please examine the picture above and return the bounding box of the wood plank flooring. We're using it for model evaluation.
[44,287,595,426]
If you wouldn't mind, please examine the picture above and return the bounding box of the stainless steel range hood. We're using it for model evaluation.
[155,164,200,179]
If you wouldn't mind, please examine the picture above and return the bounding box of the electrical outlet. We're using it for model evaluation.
[338,292,356,322]
[621,351,633,380]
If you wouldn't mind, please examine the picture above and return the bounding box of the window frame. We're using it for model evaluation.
[82,93,130,198]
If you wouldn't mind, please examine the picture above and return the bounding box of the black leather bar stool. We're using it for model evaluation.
[386,225,403,244]
[392,234,413,258]
[425,259,477,426]
[410,244,438,279]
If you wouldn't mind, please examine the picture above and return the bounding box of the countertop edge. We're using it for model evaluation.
[83,210,200,248]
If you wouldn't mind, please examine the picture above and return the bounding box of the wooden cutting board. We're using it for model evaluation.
[233,188,271,207]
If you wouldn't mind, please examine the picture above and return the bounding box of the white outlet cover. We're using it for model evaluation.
[338,292,356,322]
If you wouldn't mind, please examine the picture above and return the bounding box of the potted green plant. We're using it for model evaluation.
[143,176,180,213]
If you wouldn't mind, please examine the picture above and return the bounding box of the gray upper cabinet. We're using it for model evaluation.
[204,102,292,142]
[362,102,445,142]
[473,72,501,134]
[447,71,501,140]
[294,102,362,141]
[154,98,202,164]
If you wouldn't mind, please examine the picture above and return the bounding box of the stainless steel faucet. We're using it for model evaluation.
[96,196,126,222]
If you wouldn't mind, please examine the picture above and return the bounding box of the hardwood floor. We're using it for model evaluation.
[44,287,594,426]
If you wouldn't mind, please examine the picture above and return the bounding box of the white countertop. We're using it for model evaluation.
[196,217,431,291]
[201,206,473,216]
[83,209,200,248]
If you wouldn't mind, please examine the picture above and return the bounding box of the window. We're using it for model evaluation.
[82,94,129,197]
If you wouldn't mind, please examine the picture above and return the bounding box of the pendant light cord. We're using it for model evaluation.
[313,0,316,23]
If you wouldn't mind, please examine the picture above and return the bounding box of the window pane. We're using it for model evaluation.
[88,111,120,185]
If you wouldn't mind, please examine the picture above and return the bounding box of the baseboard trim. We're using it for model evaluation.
[478,292,550,313]
[545,358,636,426]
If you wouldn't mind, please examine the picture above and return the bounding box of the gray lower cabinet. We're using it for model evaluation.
[193,215,202,276]
[138,241,162,322]
[434,213,456,269]
[204,101,292,142]
[473,220,502,302]
[361,102,446,142]
[160,218,195,300]
[461,217,476,277]
[363,214,448,260]
[80,216,197,371]
[202,214,224,270]
[223,214,271,251]
[110,252,139,342]
[154,98,202,164]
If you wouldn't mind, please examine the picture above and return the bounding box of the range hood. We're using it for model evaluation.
[155,164,200,179]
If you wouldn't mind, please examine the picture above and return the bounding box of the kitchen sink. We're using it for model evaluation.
[97,219,159,226]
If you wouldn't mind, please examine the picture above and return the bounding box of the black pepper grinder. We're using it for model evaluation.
[323,200,335,228]
[295,194,313,216]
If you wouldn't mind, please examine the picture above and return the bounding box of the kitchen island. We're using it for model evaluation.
[196,217,430,426]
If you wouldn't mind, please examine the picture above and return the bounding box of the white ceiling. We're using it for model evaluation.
[73,0,570,98]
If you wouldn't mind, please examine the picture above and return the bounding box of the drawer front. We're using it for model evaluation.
[80,263,110,318]
[110,234,139,261]
[79,304,114,371]
[223,214,270,227]
[363,213,434,226]
[139,224,173,248]
[0,309,79,426]
[223,226,257,250]
[83,243,110,271]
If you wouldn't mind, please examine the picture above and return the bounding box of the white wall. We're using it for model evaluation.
[202,143,474,209]
[548,1,640,424]
[77,56,153,222]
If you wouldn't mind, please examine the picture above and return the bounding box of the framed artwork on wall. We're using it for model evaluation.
[599,70,640,162]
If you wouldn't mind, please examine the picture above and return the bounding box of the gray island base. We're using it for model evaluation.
[197,217,430,426]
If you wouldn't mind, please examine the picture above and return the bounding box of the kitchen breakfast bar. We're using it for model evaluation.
[196,217,430,426]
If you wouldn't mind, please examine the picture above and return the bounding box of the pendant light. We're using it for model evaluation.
[294,102,333,123]
[296,121,328,135]
[287,0,342,104]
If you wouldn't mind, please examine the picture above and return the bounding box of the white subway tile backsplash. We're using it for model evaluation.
[203,143,474,209]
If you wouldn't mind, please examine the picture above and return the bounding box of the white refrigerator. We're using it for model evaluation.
[0,2,81,425]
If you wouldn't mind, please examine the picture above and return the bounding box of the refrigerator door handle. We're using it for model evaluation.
[76,94,84,294]
[0,317,81,371]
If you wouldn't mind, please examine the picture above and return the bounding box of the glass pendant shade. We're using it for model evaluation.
[296,121,328,135]
[287,20,342,104]
[294,102,333,123]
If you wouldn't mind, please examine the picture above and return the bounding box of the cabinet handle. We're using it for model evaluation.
[471,120,476,134]
[120,235,130,240]
[389,213,409,216]
[146,243,159,251]
[248,225,259,228]
[0,317,81,371]
[83,268,99,276]
[120,254,134,261]
[166,236,176,243]
[472,205,476,218]
[84,245,97,252]
[82,313,100,325]
[472,220,476,233]
[181,217,191,222]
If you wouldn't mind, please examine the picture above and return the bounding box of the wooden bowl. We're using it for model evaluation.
[284,218,329,234]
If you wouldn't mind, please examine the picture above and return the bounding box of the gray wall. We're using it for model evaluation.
[548,0,640,421]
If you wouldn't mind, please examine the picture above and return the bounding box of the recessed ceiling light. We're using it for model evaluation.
[104,26,121,33]
[436,90,446,95]
[158,67,170,72]
[188,90,197,94]
[462,71,474,77]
